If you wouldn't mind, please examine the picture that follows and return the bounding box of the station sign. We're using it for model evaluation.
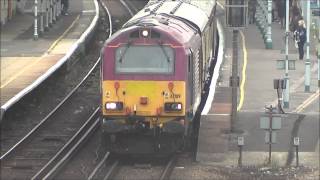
[293,137,300,146]
[265,131,277,144]
[276,59,296,70]
[260,116,282,130]
[237,136,244,146]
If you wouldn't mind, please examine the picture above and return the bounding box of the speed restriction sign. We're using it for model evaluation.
[294,137,300,146]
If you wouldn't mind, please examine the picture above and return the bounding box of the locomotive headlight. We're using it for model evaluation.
[142,30,149,37]
[164,102,183,112]
[105,102,123,111]
[106,103,117,109]
[176,103,182,110]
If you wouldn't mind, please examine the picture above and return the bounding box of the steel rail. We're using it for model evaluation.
[33,1,118,178]
[31,108,100,180]
[99,0,113,38]
[0,58,101,161]
[128,0,139,13]
[121,0,137,15]
[103,160,120,180]
[159,156,177,180]
[88,152,111,180]
[120,0,134,16]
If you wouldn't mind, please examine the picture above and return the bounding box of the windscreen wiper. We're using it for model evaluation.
[158,41,170,63]
[119,41,132,63]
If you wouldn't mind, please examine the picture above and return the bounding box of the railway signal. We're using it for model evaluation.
[260,105,282,165]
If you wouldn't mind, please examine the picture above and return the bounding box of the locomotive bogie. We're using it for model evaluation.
[102,132,184,155]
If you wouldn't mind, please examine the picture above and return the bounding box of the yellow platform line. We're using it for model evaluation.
[295,89,320,113]
[0,15,80,89]
[47,15,80,53]
[237,31,248,111]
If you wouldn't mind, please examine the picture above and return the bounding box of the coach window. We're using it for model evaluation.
[115,45,175,74]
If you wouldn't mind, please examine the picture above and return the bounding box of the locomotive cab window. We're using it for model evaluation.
[115,45,174,74]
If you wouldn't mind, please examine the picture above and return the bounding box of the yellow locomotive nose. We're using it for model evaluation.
[102,80,185,117]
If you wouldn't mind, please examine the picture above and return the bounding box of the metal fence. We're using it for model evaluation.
[0,0,63,40]
[255,0,273,49]
[34,0,62,40]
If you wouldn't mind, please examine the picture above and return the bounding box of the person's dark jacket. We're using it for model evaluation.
[294,26,306,44]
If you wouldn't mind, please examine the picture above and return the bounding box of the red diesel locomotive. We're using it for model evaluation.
[100,0,218,155]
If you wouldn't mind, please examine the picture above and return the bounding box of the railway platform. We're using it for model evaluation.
[197,2,319,168]
[0,0,98,117]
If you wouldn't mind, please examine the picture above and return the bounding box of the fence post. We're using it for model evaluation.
[266,0,273,49]
[34,0,39,40]
[45,0,49,31]
[263,1,268,41]
[49,0,53,26]
[258,1,263,34]
[40,0,44,35]
[52,0,56,22]
[56,0,61,18]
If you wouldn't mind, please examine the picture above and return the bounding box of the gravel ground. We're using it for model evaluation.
[170,154,319,180]
[171,164,319,180]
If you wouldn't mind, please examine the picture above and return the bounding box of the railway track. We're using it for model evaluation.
[0,56,101,179]
[160,156,177,180]
[43,1,143,179]
[88,155,177,180]
[2,0,177,179]
[0,53,102,157]
[0,2,107,158]
[0,1,144,179]
[0,0,118,179]
[31,109,101,179]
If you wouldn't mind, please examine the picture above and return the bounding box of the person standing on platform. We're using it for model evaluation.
[277,0,286,29]
[294,20,307,60]
[272,0,278,22]
[61,0,69,15]
[248,0,257,24]
[289,3,302,32]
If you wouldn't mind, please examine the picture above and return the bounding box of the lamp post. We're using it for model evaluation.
[225,0,248,132]
[305,0,311,92]
[45,0,49,31]
[231,29,239,132]
[283,0,290,108]
[40,0,44,35]
[49,0,53,26]
[52,0,56,22]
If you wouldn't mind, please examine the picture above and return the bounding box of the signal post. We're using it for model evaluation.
[225,0,248,132]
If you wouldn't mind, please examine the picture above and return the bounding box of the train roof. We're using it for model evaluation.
[123,0,216,33]
[146,0,216,17]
